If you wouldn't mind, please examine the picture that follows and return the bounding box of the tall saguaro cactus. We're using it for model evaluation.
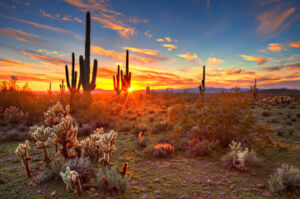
[65,52,81,108]
[250,79,258,101]
[79,11,98,105]
[199,65,205,95]
[121,50,131,93]
[113,65,121,95]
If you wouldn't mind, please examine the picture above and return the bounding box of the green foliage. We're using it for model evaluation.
[95,166,129,195]
[267,164,300,192]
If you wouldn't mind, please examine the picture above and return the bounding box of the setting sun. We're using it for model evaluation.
[128,87,133,92]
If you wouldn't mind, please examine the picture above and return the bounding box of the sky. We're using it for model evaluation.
[0,0,299,91]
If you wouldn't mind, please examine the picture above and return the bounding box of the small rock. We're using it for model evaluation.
[154,189,161,194]
[154,178,160,183]
[262,191,272,197]
[207,179,214,185]
[256,183,265,189]
[37,189,41,193]
[142,194,149,199]
[193,179,201,184]
[180,195,190,199]
[50,190,56,197]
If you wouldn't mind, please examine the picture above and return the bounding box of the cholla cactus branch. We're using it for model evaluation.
[29,125,52,165]
[98,130,118,165]
[43,102,68,126]
[60,167,82,195]
[15,140,32,178]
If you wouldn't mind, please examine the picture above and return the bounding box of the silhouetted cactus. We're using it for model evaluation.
[121,50,131,93]
[146,85,150,95]
[199,65,205,95]
[250,79,258,101]
[65,53,81,108]
[79,11,98,105]
[113,65,121,95]
[60,80,65,95]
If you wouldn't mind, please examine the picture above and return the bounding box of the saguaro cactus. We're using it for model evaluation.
[121,50,131,93]
[113,65,121,95]
[65,53,81,108]
[60,80,65,95]
[199,65,205,95]
[15,140,32,178]
[250,79,258,101]
[79,11,98,105]
[146,85,150,95]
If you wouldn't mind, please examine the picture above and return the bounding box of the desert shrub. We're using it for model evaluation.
[133,124,148,136]
[186,138,220,157]
[137,132,147,148]
[142,143,155,157]
[267,164,300,192]
[62,157,95,184]
[3,106,28,123]
[151,121,169,134]
[168,104,185,123]
[36,160,63,184]
[171,93,272,149]
[277,126,286,136]
[0,128,30,142]
[222,141,261,170]
[95,166,129,196]
[287,127,294,135]
[153,143,174,158]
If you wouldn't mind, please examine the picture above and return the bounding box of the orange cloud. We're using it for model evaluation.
[257,6,295,38]
[177,52,197,61]
[289,41,300,48]
[267,43,283,52]
[240,55,272,64]
[165,37,172,42]
[74,17,82,23]
[22,50,70,65]
[0,28,44,47]
[0,58,26,67]
[92,16,135,38]
[161,44,177,51]
[123,47,159,57]
[156,38,164,42]
[62,16,72,21]
[207,57,224,65]
[40,9,55,19]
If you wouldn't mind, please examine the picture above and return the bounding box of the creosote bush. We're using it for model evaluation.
[267,164,300,192]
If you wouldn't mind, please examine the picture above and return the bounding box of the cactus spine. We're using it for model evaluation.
[113,65,121,95]
[79,11,98,105]
[121,50,131,93]
[199,65,205,95]
[65,52,81,108]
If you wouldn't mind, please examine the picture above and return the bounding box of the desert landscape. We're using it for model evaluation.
[0,0,299,199]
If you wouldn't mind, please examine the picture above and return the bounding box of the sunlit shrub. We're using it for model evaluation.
[267,164,300,192]
[36,159,63,184]
[187,138,220,157]
[153,143,174,158]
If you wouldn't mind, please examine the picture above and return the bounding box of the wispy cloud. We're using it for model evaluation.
[161,44,177,51]
[144,31,152,38]
[0,28,45,47]
[22,50,70,65]
[257,5,295,38]
[289,41,300,48]
[5,15,83,40]
[267,43,283,52]
[165,37,172,42]
[177,52,197,61]
[240,55,272,64]
[128,16,148,24]
[156,38,164,42]
[64,0,136,38]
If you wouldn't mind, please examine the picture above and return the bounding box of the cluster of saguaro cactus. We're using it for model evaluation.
[79,12,98,104]
[65,52,81,108]
[60,80,65,95]
[52,113,78,159]
[29,125,52,165]
[15,140,32,178]
[60,167,82,195]
[199,65,205,95]
[113,50,132,95]
[250,79,258,100]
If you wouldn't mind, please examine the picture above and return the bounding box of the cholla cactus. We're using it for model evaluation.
[60,167,82,195]
[15,140,32,178]
[52,115,78,159]
[98,130,118,165]
[80,137,97,158]
[44,102,69,126]
[229,141,259,170]
[90,128,105,160]
[3,106,28,123]
[29,125,52,165]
